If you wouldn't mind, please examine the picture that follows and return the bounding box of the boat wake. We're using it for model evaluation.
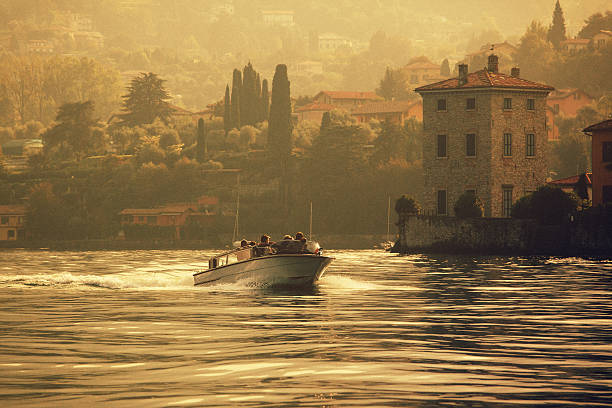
[0,272,195,290]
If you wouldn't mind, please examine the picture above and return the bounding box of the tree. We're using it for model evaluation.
[578,11,612,39]
[547,0,567,49]
[511,186,579,225]
[230,69,242,129]
[371,120,405,165]
[515,21,558,81]
[261,79,269,121]
[376,67,410,101]
[268,64,293,215]
[119,72,172,126]
[26,182,66,240]
[43,101,101,160]
[454,192,484,218]
[223,85,231,136]
[196,118,207,162]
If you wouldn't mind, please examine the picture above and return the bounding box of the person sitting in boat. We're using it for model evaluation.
[295,232,306,243]
[282,234,293,240]
[255,234,275,257]
[240,239,249,247]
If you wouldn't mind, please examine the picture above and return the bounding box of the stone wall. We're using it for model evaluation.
[395,214,612,255]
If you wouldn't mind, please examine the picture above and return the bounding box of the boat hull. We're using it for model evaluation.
[193,254,334,287]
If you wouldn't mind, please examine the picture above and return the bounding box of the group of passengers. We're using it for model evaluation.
[240,232,309,256]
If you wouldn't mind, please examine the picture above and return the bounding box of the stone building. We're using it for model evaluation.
[415,55,554,217]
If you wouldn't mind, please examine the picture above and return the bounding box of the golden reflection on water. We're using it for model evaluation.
[0,250,610,406]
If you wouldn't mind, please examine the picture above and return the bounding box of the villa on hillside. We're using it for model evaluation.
[583,119,612,206]
[401,56,445,87]
[313,91,382,110]
[351,100,423,124]
[546,88,594,141]
[415,55,554,217]
[0,205,26,241]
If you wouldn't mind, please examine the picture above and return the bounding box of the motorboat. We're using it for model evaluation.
[193,240,334,287]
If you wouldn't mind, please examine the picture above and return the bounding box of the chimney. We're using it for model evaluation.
[458,64,468,86]
[487,54,499,73]
[511,67,520,78]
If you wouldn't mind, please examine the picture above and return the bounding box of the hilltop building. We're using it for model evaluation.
[546,88,594,141]
[261,10,294,26]
[415,55,554,217]
[593,30,612,49]
[351,100,423,124]
[583,119,612,206]
[401,56,445,87]
[313,91,382,110]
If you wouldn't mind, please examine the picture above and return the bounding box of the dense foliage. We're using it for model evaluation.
[511,186,580,225]
[453,192,484,218]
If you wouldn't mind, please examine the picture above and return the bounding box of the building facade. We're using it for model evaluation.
[583,119,612,206]
[0,205,26,241]
[351,100,423,124]
[313,91,382,110]
[415,56,553,217]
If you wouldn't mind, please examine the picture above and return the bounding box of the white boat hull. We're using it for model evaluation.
[193,254,334,287]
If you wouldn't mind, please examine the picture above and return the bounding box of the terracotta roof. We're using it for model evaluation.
[0,205,27,215]
[351,100,420,115]
[596,30,612,36]
[295,102,335,112]
[415,69,554,92]
[315,91,382,100]
[548,88,592,100]
[549,173,592,186]
[583,119,612,133]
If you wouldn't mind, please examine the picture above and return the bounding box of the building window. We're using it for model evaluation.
[502,187,513,217]
[0,216,7,225]
[147,216,156,224]
[602,142,612,162]
[437,135,447,157]
[603,186,612,203]
[526,133,535,157]
[437,190,447,215]
[437,99,447,111]
[466,133,476,157]
[527,98,535,110]
[8,230,15,239]
[553,104,560,114]
[466,98,476,110]
[503,98,512,110]
[503,133,512,156]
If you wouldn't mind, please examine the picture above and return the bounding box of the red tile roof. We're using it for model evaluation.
[415,69,554,92]
[583,119,612,133]
[294,102,335,112]
[549,173,592,186]
[351,100,421,115]
[315,91,382,100]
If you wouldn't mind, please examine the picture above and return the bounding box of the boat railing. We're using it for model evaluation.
[209,247,253,269]
[207,240,322,270]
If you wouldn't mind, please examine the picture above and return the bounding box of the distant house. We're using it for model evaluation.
[561,38,590,54]
[401,56,445,87]
[546,88,594,141]
[351,100,423,124]
[1,139,43,173]
[120,196,219,240]
[27,40,54,54]
[592,30,612,49]
[548,173,592,202]
[0,205,26,241]
[295,60,323,75]
[583,119,612,206]
[317,33,352,52]
[313,91,382,110]
[73,31,104,50]
[547,88,594,117]
[295,103,334,124]
[261,10,294,26]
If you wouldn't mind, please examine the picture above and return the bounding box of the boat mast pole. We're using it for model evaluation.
[386,195,391,242]
[309,200,313,239]
[232,173,240,244]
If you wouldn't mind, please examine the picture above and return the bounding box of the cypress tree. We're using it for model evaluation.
[242,62,258,126]
[223,85,231,136]
[320,111,331,132]
[440,58,451,76]
[231,69,242,128]
[261,79,269,121]
[231,85,240,130]
[255,73,262,122]
[548,0,567,49]
[268,64,293,211]
[196,118,207,162]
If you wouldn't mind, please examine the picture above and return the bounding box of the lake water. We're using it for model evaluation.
[0,249,611,407]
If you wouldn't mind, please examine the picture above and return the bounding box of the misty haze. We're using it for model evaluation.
[0,0,611,407]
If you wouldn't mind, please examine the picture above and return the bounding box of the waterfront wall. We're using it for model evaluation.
[395,214,612,255]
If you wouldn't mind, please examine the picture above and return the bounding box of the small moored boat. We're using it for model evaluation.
[193,240,334,287]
